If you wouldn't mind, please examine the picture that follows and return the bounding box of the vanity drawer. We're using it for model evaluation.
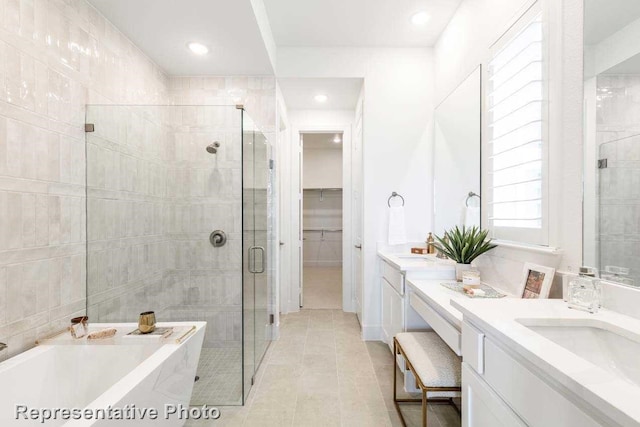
[483,338,603,427]
[382,260,404,295]
[409,292,461,355]
[462,321,485,374]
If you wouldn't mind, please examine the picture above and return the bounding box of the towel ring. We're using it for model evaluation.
[465,191,480,207]
[387,192,405,207]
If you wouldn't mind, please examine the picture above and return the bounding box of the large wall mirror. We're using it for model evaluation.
[433,66,482,235]
[584,0,640,287]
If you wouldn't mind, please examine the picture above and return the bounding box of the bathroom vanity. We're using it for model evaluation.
[377,251,455,352]
[454,299,640,427]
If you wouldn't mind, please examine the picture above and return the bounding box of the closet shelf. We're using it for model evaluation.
[302,228,342,240]
[303,188,342,201]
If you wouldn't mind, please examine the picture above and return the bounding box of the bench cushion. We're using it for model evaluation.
[396,332,461,388]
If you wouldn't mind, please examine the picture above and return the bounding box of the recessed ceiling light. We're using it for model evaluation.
[187,42,209,55]
[333,135,342,143]
[411,11,430,26]
[314,94,328,103]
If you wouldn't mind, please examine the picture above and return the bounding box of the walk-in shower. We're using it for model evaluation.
[84,105,273,406]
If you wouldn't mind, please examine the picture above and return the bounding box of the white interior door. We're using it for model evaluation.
[352,99,364,323]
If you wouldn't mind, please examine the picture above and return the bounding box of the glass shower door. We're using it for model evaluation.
[253,128,271,368]
[242,112,272,401]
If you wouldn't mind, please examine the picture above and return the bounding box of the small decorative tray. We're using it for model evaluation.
[440,282,506,298]
[125,327,174,338]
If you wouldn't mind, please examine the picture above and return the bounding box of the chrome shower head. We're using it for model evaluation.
[206,141,220,154]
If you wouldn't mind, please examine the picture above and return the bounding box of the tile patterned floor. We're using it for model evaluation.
[302,267,342,309]
[187,310,460,427]
[191,347,243,406]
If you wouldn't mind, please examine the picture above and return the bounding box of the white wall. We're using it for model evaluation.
[303,147,342,189]
[434,0,585,295]
[279,48,434,338]
[275,83,293,319]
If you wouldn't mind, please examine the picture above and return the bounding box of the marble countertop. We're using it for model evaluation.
[377,250,455,272]
[452,298,640,426]
[407,279,514,330]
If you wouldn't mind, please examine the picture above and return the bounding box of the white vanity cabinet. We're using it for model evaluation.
[461,318,606,427]
[381,259,405,349]
[462,363,527,427]
[377,253,455,352]
[381,277,404,350]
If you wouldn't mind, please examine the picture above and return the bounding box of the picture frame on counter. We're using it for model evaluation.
[518,263,556,299]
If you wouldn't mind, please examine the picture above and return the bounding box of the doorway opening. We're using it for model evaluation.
[301,132,344,309]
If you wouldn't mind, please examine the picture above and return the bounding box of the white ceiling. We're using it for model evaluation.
[602,52,640,74]
[278,78,363,110]
[264,0,462,47]
[87,0,274,75]
[302,133,344,149]
[584,0,640,45]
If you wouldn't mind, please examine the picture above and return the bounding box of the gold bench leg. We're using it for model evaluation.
[422,389,427,427]
[393,337,461,427]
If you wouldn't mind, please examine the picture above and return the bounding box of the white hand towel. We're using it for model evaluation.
[463,206,480,228]
[388,206,407,245]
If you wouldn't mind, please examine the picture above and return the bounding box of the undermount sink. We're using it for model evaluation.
[517,318,640,387]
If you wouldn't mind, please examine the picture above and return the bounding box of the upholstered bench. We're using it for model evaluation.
[393,332,462,427]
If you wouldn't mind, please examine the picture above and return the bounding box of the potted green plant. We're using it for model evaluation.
[434,226,497,281]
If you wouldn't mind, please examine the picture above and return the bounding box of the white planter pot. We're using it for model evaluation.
[455,263,472,282]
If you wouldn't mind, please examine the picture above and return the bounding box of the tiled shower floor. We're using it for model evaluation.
[191,347,243,406]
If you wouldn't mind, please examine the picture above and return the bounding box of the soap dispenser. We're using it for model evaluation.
[426,232,436,254]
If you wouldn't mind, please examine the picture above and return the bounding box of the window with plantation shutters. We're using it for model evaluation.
[486,4,548,245]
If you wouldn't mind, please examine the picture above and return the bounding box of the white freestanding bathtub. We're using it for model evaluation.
[0,322,206,426]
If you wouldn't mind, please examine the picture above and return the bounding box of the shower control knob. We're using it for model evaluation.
[209,230,227,247]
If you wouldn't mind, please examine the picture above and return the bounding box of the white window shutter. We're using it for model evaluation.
[486,4,548,245]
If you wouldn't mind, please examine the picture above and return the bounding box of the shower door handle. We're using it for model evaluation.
[248,246,266,274]
[255,246,265,273]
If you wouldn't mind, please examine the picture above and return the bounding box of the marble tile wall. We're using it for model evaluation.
[596,75,640,286]
[164,106,243,348]
[85,105,173,323]
[0,0,168,359]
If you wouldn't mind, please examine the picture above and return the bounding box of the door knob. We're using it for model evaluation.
[355,244,362,249]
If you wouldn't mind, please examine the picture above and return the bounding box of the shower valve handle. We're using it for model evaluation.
[209,230,227,247]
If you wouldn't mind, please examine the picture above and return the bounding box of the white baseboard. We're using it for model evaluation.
[361,324,382,341]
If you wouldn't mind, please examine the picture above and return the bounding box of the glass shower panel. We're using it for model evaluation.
[253,130,271,367]
[85,105,247,406]
[242,114,256,400]
[241,112,272,401]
